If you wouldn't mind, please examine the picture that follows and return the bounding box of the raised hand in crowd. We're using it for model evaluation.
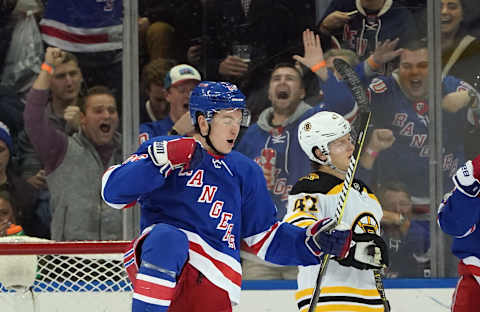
[361,128,395,169]
[63,105,81,132]
[44,47,68,68]
[293,29,328,82]
[33,47,72,90]
[370,38,404,70]
[218,55,249,78]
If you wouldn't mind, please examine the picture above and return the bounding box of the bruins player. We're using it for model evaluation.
[284,111,389,312]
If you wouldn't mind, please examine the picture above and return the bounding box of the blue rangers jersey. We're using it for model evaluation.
[138,117,174,145]
[438,189,480,279]
[101,136,319,304]
[39,0,123,52]
[321,0,417,64]
[364,74,470,200]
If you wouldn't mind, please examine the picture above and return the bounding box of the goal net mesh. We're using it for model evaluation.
[0,237,133,312]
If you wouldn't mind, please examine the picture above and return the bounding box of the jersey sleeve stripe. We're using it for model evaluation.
[135,274,176,299]
[320,286,381,296]
[292,220,316,228]
[462,256,480,276]
[284,211,318,223]
[242,222,280,256]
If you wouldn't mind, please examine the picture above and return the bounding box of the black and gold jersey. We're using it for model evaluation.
[283,171,385,312]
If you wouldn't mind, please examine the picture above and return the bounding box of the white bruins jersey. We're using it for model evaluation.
[283,171,384,312]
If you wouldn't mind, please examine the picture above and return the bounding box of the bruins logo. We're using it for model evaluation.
[352,212,380,235]
[303,122,312,131]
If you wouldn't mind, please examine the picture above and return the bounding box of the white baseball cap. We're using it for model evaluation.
[164,64,201,89]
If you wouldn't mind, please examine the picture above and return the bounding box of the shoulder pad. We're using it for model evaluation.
[298,173,320,182]
[291,172,342,195]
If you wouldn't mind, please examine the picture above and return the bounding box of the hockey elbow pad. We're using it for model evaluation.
[336,233,389,270]
[305,218,352,259]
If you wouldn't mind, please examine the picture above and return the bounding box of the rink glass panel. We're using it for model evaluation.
[3,0,476,281]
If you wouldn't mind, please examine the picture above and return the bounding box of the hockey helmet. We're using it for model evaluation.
[298,111,351,165]
[189,81,250,127]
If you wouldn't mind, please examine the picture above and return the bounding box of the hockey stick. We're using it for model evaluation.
[307,58,377,312]
[332,58,391,312]
[307,109,371,312]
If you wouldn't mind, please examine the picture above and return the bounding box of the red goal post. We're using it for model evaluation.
[0,237,132,312]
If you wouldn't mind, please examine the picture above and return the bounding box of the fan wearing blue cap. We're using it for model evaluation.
[138,64,201,144]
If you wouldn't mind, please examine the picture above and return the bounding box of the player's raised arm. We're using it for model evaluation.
[438,154,480,312]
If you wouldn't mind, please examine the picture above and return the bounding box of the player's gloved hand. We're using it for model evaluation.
[148,138,202,173]
[305,218,352,259]
[453,154,480,197]
[336,233,389,270]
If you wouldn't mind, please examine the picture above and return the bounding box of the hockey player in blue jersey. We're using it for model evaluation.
[438,154,480,311]
[101,81,360,312]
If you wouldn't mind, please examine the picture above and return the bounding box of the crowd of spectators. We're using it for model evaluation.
[1,0,480,281]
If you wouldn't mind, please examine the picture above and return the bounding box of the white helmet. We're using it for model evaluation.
[298,111,351,166]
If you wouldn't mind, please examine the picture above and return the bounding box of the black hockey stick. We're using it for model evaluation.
[307,59,379,312]
[333,58,391,312]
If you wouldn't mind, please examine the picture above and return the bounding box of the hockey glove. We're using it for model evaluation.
[336,233,389,270]
[148,138,203,173]
[453,155,480,197]
[305,218,352,259]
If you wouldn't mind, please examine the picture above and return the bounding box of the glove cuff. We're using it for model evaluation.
[148,141,169,167]
[305,236,322,256]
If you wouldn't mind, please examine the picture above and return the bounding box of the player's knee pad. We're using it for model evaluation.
[132,224,189,312]
[140,223,189,278]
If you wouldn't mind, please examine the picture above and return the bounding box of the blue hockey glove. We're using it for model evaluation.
[453,155,480,197]
[148,138,203,173]
[305,218,352,259]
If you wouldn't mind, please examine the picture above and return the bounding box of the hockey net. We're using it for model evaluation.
[0,236,133,312]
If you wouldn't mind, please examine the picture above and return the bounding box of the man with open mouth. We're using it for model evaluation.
[24,47,124,241]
